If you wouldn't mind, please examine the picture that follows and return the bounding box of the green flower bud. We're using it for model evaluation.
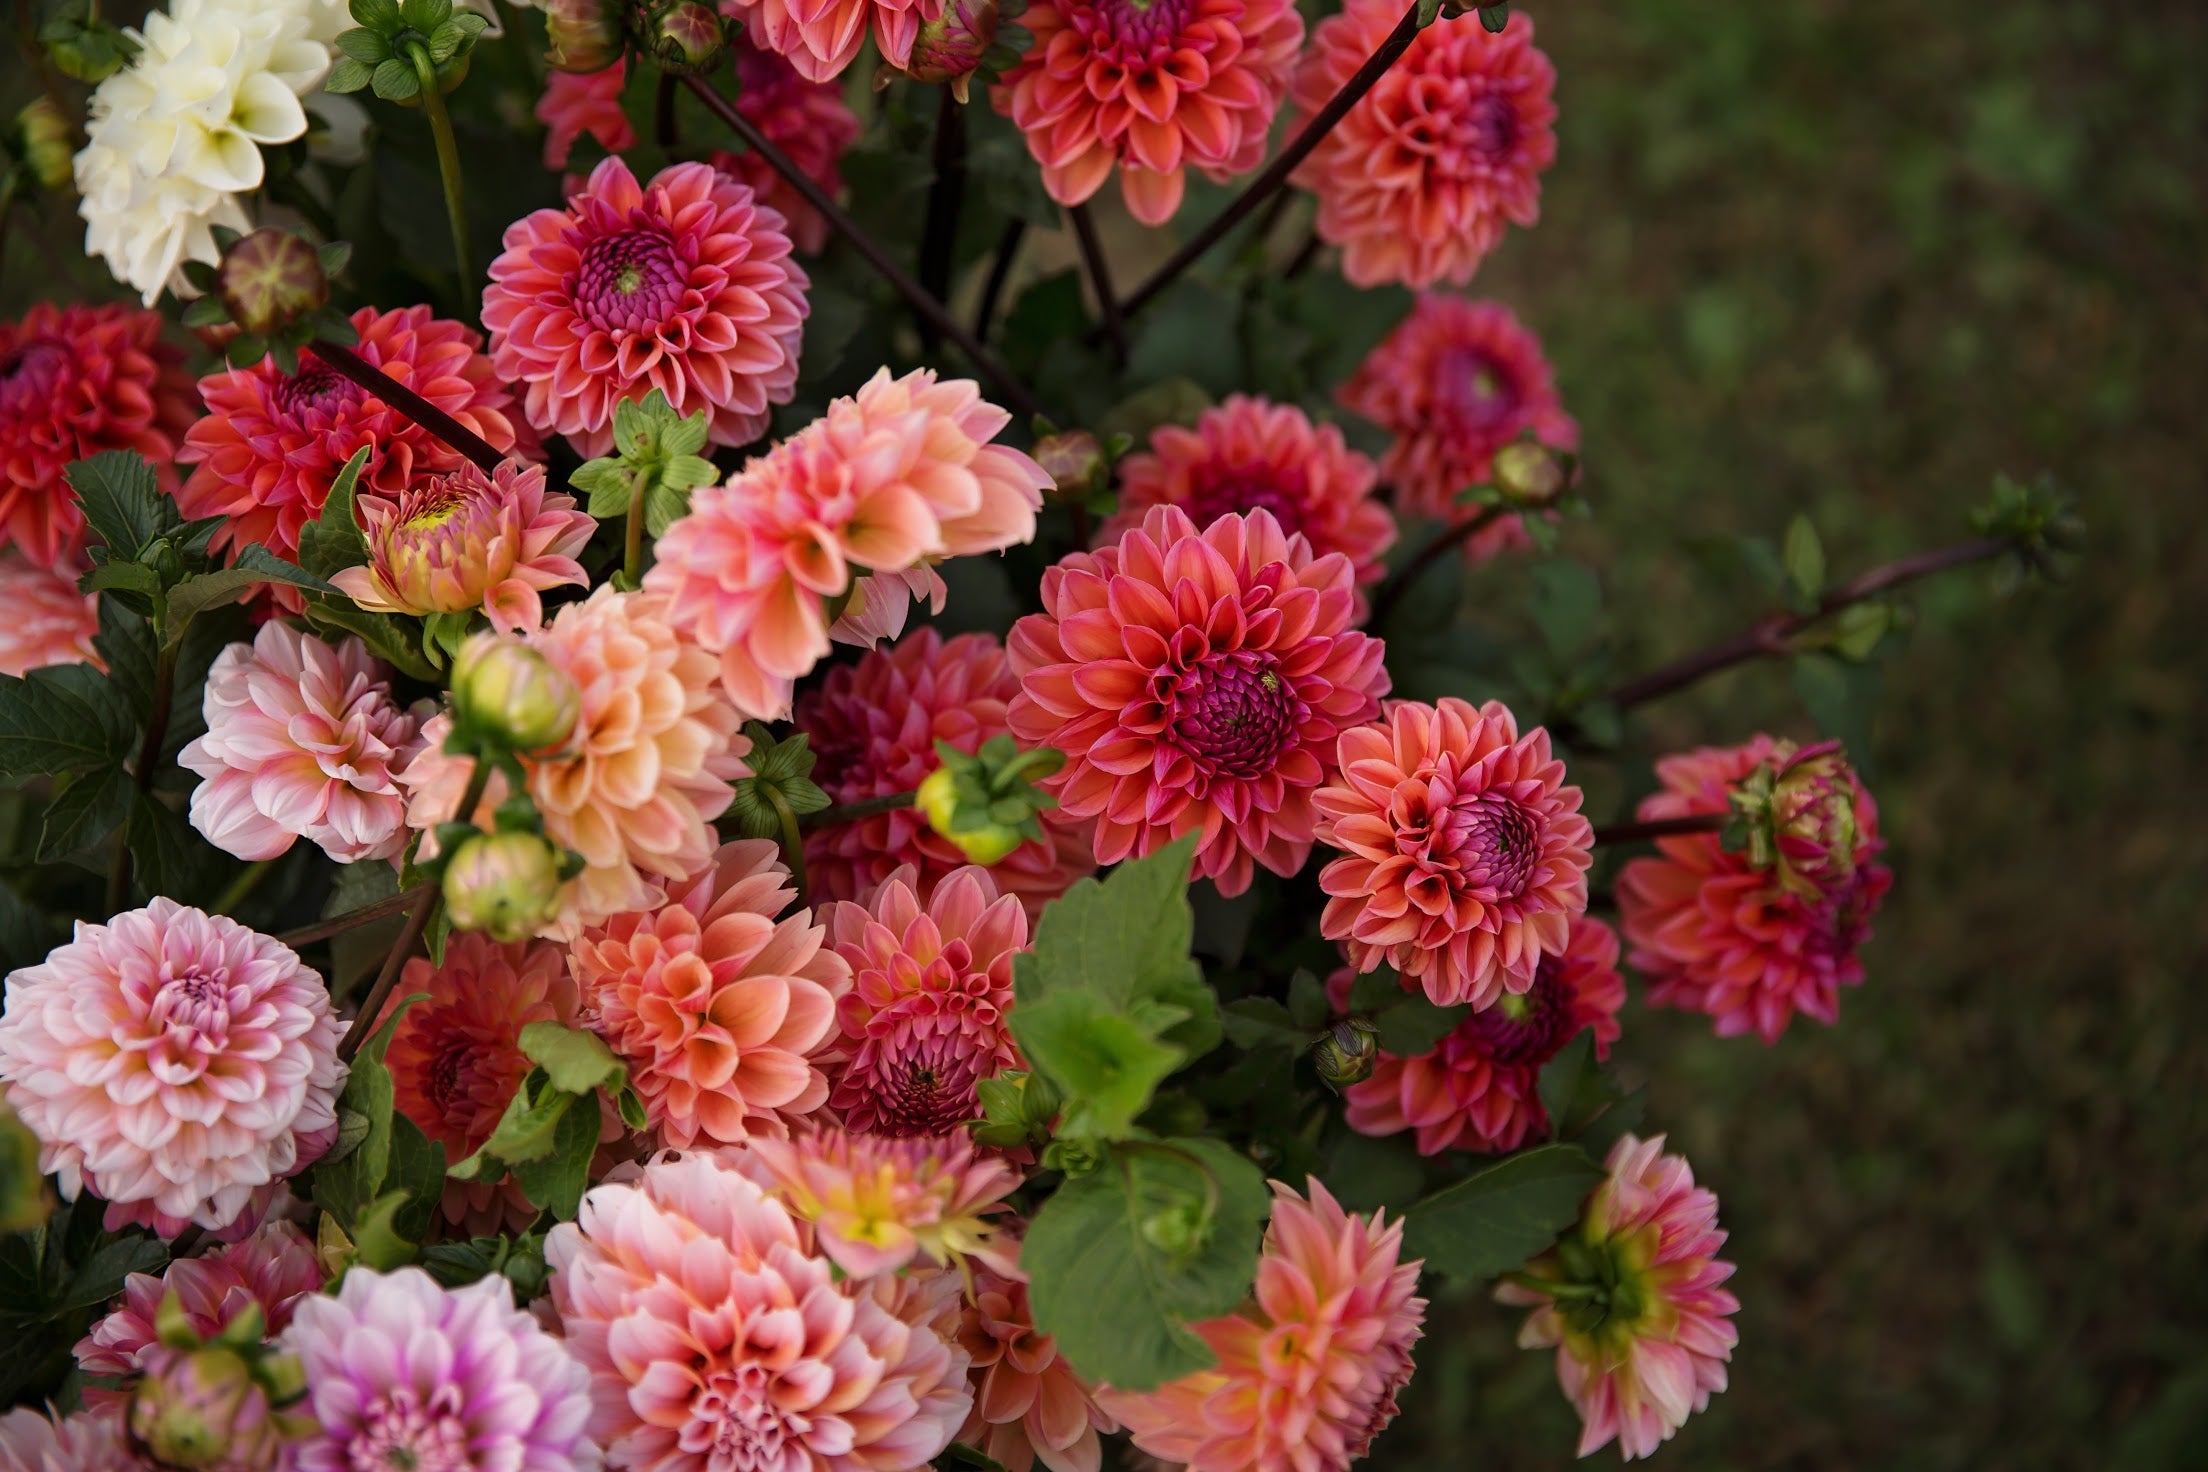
[543,0,627,73]
[1140,1197,1211,1260]
[443,831,565,942]
[216,229,330,339]
[1311,1017,1380,1091]
[915,766,1026,865]
[13,100,74,192]
[128,1345,293,1472]
[451,634,582,756]
[1031,429,1108,500]
[643,0,727,73]
[902,0,1000,102]
[1490,439,1573,507]
[1728,738,1866,900]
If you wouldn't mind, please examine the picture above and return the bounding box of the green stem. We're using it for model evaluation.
[764,783,807,902]
[801,790,916,829]
[209,860,275,916]
[408,43,473,304]
[622,474,648,587]
[278,884,435,947]
[107,638,180,912]
[1368,503,1510,630]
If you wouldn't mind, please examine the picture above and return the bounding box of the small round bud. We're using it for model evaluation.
[443,831,565,942]
[643,0,728,73]
[1031,429,1108,500]
[543,0,627,73]
[216,230,329,338]
[902,0,1000,102]
[915,766,1026,866]
[129,1345,290,1472]
[1491,439,1572,507]
[1311,1017,1380,1091]
[1140,1198,1211,1260]
[14,100,74,192]
[451,634,581,755]
[1732,738,1866,900]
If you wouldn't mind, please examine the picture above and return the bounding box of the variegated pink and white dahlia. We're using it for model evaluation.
[740,1126,1021,1280]
[0,1403,150,1471]
[74,1219,322,1389]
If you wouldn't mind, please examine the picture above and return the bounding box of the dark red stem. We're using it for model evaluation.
[308,339,504,473]
[1069,202,1126,364]
[1369,504,1507,628]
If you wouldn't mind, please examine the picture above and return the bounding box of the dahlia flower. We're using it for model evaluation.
[329,457,595,634]
[1498,1134,1739,1461]
[0,302,195,567]
[721,0,943,83]
[1101,1179,1426,1472]
[281,1266,600,1472]
[1104,395,1396,610]
[820,863,1027,1135]
[1315,697,1592,1011]
[798,629,1092,917]
[1337,915,1625,1156]
[538,60,638,171]
[741,1127,1021,1280]
[0,554,100,678]
[1289,3,1557,289]
[0,1403,151,1472]
[956,1259,1118,1472]
[0,900,343,1236]
[73,0,336,303]
[178,306,534,568]
[401,588,749,931]
[1616,735,1892,1043]
[546,1148,974,1472]
[483,156,808,457]
[1007,506,1389,896]
[990,0,1306,225]
[378,932,598,1231]
[75,1220,322,1385]
[571,839,848,1147]
[1339,295,1579,554]
[707,32,863,254]
[181,623,424,865]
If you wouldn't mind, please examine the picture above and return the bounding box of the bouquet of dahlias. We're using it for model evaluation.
[0,0,2079,1467]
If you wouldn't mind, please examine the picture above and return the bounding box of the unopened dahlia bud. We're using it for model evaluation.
[216,230,329,338]
[543,0,626,73]
[916,734,1066,867]
[13,99,74,191]
[0,1099,50,1233]
[450,634,582,755]
[1031,428,1107,500]
[643,0,728,73]
[916,766,1024,865]
[1312,1016,1380,1091]
[128,1344,294,1472]
[903,0,1001,102]
[1491,438,1572,507]
[1731,738,1866,899]
[442,831,565,942]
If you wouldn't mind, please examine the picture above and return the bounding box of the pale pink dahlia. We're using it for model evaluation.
[0,900,343,1236]
[0,301,195,569]
[538,60,638,171]
[571,839,848,1147]
[956,1258,1118,1472]
[990,0,1306,225]
[1337,914,1624,1156]
[282,1266,600,1472]
[1290,3,1557,289]
[1339,295,1578,557]
[1498,1134,1738,1461]
[1007,506,1389,896]
[1315,697,1592,1011]
[1616,736,1892,1043]
[1104,395,1396,612]
[0,1403,151,1472]
[329,456,596,634]
[75,1219,322,1386]
[180,622,425,864]
[707,32,863,254]
[741,1126,1020,1280]
[798,631,1093,921]
[0,552,100,677]
[546,1148,974,1472]
[178,306,534,568]
[1101,1179,1426,1472]
[402,587,749,931]
[483,156,808,457]
[820,863,1026,1136]
[721,0,943,83]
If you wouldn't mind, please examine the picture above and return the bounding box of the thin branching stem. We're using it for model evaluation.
[1592,814,1726,845]
[279,885,436,948]
[1069,202,1126,364]
[801,790,916,830]
[309,339,505,472]
[917,97,968,353]
[1368,506,1507,629]
[974,218,1025,343]
[408,44,473,302]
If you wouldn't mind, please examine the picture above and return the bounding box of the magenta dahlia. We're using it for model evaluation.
[75,1220,322,1390]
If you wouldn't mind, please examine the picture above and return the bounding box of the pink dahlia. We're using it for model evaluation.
[1101,1179,1426,1472]
[0,552,100,677]
[546,1148,974,1471]
[329,456,595,634]
[1337,914,1624,1156]
[1616,736,1892,1043]
[1006,506,1389,896]
[1315,697,1592,1011]
[0,1404,151,1472]
[379,932,600,1231]
[180,622,424,864]
[707,33,863,254]
[402,588,748,931]
[571,839,848,1147]
[75,1220,322,1386]
[178,306,534,569]
[990,0,1305,225]
[0,301,195,568]
[721,0,943,83]
[956,1259,1118,1472]
[483,156,808,457]
[797,628,1092,916]
[820,863,1026,1135]
[1104,395,1396,612]
[282,1266,600,1472]
[1289,3,1557,289]
[1497,1134,1738,1461]
[741,1126,1020,1279]
[538,60,638,171]
[1339,295,1578,557]
[0,900,343,1236]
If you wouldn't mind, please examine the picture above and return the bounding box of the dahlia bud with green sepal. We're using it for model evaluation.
[543,0,626,72]
[1726,738,1868,900]
[725,722,831,839]
[216,229,330,338]
[13,100,74,191]
[129,1345,292,1471]
[451,634,582,756]
[443,831,565,941]
[904,0,1000,101]
[915,735,1065,867]
[1031,428,1109,500]
[1491,437,1575,507]
[1311,1016,1380,1091]
[642,0,728,73]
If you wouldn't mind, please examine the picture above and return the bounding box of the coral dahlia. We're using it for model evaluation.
[570,839,848,1147]
[75,1219,322,1387]
[1315,696,1593,1011]
[1101,1179,1426,1472]
[483,156,808,457]
[1616,735,1892,1043]
[0,900,344,1236]
[991,0,1306,225]
[1498,1134,1739,1461]
[956,1258,1119,1472]
[0,553,100,678]
[546,1148,974,1472]
[0,302,195,568]
[721,0,944,83]
[178,306,534,571]
[538,60,638,172]
[707,33,863,254]
[1290,3,1557,289]
[740,1127,1021,1280]
[1006,506,1390,896]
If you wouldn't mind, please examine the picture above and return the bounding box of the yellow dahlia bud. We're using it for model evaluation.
[442,831,565,942]
[14,99,74,192]
[450,634,582,756]
[1491,439,1573,507]
[916,765,1025,865]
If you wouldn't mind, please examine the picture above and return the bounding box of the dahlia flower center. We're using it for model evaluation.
[573,228,687,331]
[1438,792,1540,900]
[1081,0,1198,62]
[1168,653,1300,779]
[1463,959,1569,1065]
[1460,92,1521,166]
[1184,472,1306,537]
[351,1388,472,1472]
[1436,346,1521,430]
[0,340,69,411]
[150,966,233,1041]
[273,365,363,418]
[398,483,471,535]
[869,1024,992,1136]
[695,1358,819,1469]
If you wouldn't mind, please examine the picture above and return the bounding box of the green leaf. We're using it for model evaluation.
[1324,1129,1429,1215]
[82,560,163,602]
[296,447,372,579]
[350,0,404,30]
[519,1022,630,1097]
[313,994,425,1228]
[1403,1144,1603,1279]
[1536,1031,1597,1132]
[1793,652,1880,775]
[1782,514,1826,604]
[1528,559,1603,660]
[1220,996,1306,1050]
[37,767,131,861]
[1374,997,1468,1057]
[447,1071,574,1181]
[66,453,166,562]
[334,27,391,62]
[572,460,635,520]
[351,1191,422,1271]
[301,598,439,683]
[0,665,135,774]
[1128,281,1245,398]
[124,793,206,901]
[55,1233,167,1313]
[165,549,336,647]
[370,56,420,101]
[661,409,710,460]
[1012,991,1183,1141]
[94,601,158,718]
[508,1090,601,1220]
[611,396,653,459]
[1016,834,1217,1057]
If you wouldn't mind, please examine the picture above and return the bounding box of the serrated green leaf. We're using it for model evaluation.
[1536,1030,1597,1133]
[1346,966,1409,1015]
[66,453,166,562]
[81,560,163,600]
[165,550,336,649]
[447,1072,573,1181]
[1374,997,1468,1057]
[179,295,232,328]
[1012,990,1183,1141]
[55,1233,167,1313]
[1403,1144,1603,1279]
[313,993,426,1229]
[301,597,438,682]
[94,602,158,719]
[125,792,206,900]
[519,1022,629,1097]
[508,1090,601,1220]
[37,767,131,862]
[1783,514,1827,602]
[297,447,372,579]
[1220,996,1305,1050]
[0,664,135,775]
